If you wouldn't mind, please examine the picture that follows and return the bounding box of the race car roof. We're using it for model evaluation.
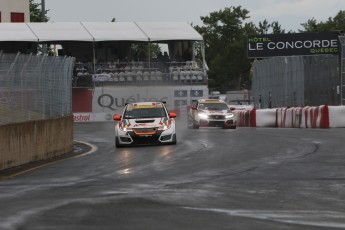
[127,102,165,107]
[0,22,203,42]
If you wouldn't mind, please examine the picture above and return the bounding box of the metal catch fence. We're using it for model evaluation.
[252,54,339,109]
[0,52,75,125]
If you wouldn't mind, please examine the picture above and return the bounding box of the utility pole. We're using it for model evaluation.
[41,0,46,22]
[41,0,47,54]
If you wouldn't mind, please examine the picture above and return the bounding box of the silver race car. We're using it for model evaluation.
[187,99,237,129]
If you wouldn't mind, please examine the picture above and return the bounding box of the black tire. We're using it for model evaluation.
[171,134,177,145]
[193,123,200,129]
[115,137,122,148]
[187,118,193,129]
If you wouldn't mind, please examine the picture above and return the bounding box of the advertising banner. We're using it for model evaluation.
[72,88,93,112]
[247,32,340,58]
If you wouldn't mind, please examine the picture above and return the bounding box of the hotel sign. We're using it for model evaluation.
[247,32,339,58]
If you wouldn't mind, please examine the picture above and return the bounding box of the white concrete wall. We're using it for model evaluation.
[0,0,30,22]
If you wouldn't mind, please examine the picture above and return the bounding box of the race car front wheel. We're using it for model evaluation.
[193,123,200,129]
[171,134,177,144]
[115,137,123,148]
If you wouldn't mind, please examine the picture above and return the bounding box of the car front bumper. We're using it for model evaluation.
[197,118,237,128]
[116,127,176,145]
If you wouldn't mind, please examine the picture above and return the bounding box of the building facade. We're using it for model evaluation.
[0,0,30,22]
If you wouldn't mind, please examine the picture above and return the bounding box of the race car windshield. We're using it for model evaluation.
[124,108,167,119]
[199,103,229,110]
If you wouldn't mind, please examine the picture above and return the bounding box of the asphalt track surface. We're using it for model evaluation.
[1,118,345,230]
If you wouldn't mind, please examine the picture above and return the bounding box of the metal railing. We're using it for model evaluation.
[0,52,75,125]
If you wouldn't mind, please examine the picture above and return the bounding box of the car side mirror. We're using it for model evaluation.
[169,112,177,118]
[113,115,121,121]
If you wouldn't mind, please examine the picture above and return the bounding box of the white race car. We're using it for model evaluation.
[187,99,237,129]
[113,102,177,147]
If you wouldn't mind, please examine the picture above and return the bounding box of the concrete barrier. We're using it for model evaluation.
[0,116,74,171]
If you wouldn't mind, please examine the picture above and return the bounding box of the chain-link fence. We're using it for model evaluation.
[340,36,345,105]
[252,54,339,109]
[0,52,75,125]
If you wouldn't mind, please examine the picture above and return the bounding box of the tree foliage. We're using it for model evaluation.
[300,10,345,32]
[130,43,161,61]
[194,6,253,92]
[29,0,49,22]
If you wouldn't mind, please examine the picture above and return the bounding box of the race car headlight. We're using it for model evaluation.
[158,124,171,130]
[119,126,132,132]
[225,113,234,118]
[198,112,208,119]
[158,125,168,130]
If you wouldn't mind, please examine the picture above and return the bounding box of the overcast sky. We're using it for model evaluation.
[38,0,345,32]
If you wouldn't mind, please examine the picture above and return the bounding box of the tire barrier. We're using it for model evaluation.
[236,105,345,128]
[276,106,329,128]
[329,106,345,128]
[256,109,277,127]
[236,109,256,127]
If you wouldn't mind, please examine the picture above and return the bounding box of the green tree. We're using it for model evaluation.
[130,43,161,61]
[194,6,254,92]
[257,19,271,34]
[29,0,49,22]
[271,21,286,34]
[300,18,318,32]
[300,10,345,32]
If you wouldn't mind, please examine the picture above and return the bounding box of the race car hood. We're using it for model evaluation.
[120,117,172,129]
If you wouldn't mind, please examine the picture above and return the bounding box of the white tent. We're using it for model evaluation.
[135,22,203,42]
[0,21,205,72]
[0,23,38,42]
[27,22,94,42]
[81,22,148,42]
[0,21,203,42]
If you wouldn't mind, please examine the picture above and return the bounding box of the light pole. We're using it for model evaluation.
[41,0,47,54]
[41,0,45,22]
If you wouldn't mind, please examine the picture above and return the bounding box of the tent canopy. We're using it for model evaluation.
[0,21,203,43]
[0,23,38,42]
[27,22,94,42]
[136,22,203,42]
[81,22,148,42]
